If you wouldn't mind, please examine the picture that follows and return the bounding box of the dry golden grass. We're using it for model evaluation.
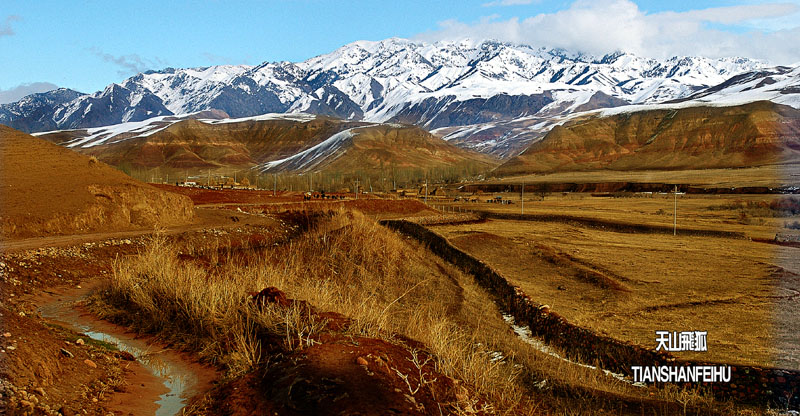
[91,209,533,412]
[442,192,800,239]
[89,207,776,414]
[429,192,800,371]
[490,165,797,188]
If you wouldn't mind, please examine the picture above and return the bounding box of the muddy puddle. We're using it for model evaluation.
[38,287,211,415]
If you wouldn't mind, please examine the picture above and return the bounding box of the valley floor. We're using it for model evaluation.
[1,190,797,415]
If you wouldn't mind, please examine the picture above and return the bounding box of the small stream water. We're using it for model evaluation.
[501,313,645,388]
[39,293,199,416]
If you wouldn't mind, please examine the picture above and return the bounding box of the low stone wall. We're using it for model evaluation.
[381,219,798,409]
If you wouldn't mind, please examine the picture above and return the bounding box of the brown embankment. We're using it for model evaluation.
[381,219,800,409]
[473,211,746,238]
[461,182,793,194]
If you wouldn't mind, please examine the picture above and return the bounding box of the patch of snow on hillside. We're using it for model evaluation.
[257,128,356,172]
[64,115,177,148]
[207,112,317,124]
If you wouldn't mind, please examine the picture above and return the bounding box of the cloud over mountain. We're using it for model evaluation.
[416,0,800,64]
[0,82,59,105]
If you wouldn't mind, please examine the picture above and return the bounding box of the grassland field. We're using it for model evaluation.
[424,189,800,372]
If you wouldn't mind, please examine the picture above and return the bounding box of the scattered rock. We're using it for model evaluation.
[116,351,135,361]
[251,286,291,308]
[83,359,97,368]
[2,332,10,337]
[557,285,567,291]
[356,356,369,366]
[34,387,45,396]
[75,338,85,346]
[6,345,16,351]
[60,348,74,358]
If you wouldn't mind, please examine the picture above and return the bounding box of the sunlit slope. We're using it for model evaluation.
[38,115,497,173]
[0,125,193,238]
[496,101,800,175]
[258,123,498,173]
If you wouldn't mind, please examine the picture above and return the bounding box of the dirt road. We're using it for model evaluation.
[0,207,270,253]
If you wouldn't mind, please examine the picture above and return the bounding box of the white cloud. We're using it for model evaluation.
[0,82,60,104]
[416,0,800,64]
[482,0,537,7]
[0,15,21,37]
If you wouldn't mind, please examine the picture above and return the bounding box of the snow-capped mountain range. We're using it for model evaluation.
[3,37,799,156]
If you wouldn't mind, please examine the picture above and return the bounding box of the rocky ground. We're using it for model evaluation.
[0,225,285,415]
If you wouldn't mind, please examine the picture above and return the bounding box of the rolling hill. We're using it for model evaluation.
[35,114,497,175]
[0,125,194,239]
[494,101,800,176]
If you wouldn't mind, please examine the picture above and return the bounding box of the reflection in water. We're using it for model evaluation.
[39,298,193,416]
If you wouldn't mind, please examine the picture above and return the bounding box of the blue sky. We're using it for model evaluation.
[1,0,799,102]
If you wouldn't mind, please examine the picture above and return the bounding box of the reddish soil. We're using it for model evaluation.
[151,184,304,205]
[0,218,288,415]
[34,282,220,416]
[203,289,479,416]
[229,198,438,219]
[0,185,449,415]
[0,239,163,415]
[0,207,275,253]
[151,184,432,216]
[0,303,149,415]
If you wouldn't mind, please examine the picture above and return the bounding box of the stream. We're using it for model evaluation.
[38,287,207,415]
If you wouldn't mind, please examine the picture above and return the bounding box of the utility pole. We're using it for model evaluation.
[673,185,678,236]
[354,179,359,200]
[273,173,277,196]
[521,182,524,215]
[425,179,428,204]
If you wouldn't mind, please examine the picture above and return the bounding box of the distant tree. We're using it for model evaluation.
[240,177,250,187]
[537,183,551,200]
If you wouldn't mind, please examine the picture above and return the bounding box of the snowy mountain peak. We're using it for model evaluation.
[2,37,796,157]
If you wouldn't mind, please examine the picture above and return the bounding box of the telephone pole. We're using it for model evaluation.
[521,182,524,214]
[424,179,428,204]
[273,173,277,197]
[673,185,678,236]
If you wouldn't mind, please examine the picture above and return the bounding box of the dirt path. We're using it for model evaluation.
[0,207,271,253]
